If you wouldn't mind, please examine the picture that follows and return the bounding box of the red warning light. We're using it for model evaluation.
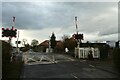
[2,28,4,30]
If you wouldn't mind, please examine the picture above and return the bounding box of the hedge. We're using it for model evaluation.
[2,40,23,80]
[112,48,120,72]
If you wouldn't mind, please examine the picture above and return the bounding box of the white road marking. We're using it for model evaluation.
[71,74,81,80]
[89,64,95,68]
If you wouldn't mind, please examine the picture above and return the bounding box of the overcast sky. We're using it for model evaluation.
[0,1,119,46]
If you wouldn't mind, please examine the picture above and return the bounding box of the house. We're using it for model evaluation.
[39,40,49,47]
[38,40,49,52]
[56,41,64,52]
[38,40,63,52]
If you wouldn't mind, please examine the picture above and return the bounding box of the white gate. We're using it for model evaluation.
[22,52,56,65]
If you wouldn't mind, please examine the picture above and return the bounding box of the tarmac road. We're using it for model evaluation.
[20,52,119,80]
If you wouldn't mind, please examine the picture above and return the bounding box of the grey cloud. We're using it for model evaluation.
[2,2,118,38]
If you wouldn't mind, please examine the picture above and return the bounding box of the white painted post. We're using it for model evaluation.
[75,47,77,58]
[83,48,85,58]
[78,48,80,59]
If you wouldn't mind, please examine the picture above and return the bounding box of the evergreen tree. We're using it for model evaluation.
[50,33,56,49]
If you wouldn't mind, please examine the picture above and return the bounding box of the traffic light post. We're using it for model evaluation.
[1,16,19,62]
[74,16,84,47]
[2,27,17,47]
[75,33,83,47]
[2,17,19,53]
[74,16,84,58]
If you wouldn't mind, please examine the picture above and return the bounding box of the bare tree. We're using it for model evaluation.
[62,35,77,52]
[22,39,28,47]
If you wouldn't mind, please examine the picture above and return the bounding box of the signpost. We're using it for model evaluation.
[15,41,21,44]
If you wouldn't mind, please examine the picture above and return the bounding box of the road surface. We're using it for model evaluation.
[20,52,119,79]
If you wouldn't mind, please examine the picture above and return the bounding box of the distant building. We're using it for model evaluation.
[80,43,108,48]
[106,41,116,47]
[38,40,63,52]
[38,34,110,59]
[56,41,64,52]
[39,40,49,48]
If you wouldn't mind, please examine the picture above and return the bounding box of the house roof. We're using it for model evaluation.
[39,40,49,47]
[39,40,63,48]
[56,40,63,48]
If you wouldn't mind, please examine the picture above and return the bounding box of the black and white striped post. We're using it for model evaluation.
[75,16,80,48]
